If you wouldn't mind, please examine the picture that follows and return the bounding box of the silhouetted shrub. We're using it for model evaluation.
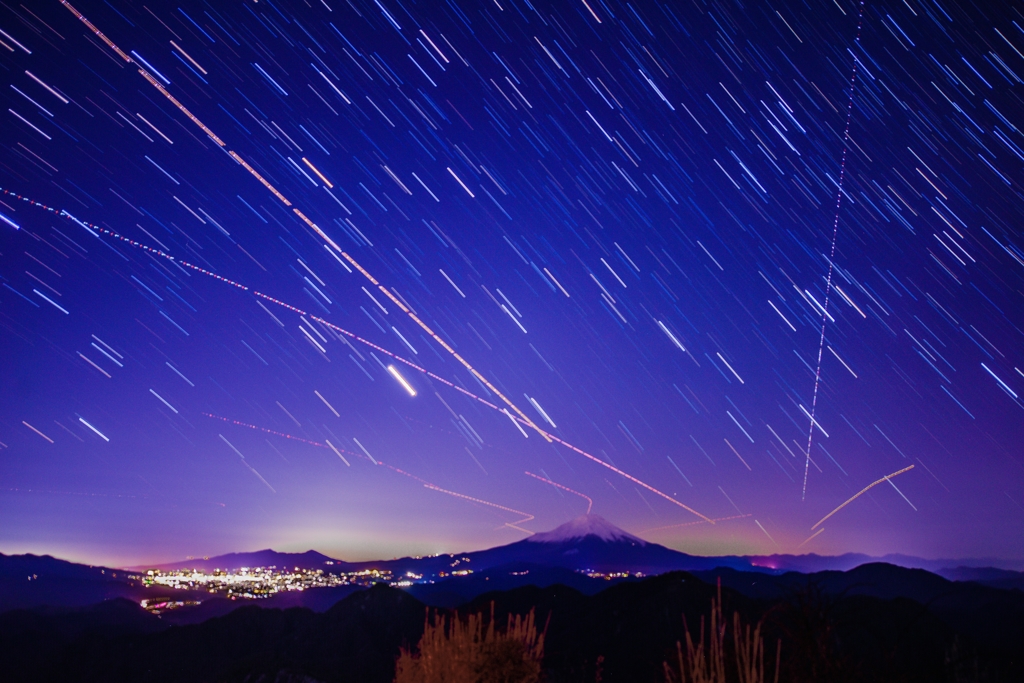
[395,603,544,683]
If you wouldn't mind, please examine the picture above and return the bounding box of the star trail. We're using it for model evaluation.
[1,0,1022,567]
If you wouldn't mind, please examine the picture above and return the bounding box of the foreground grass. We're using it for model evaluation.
[663,584,779,683]
[395,604,545,683]
[394,585,780,683]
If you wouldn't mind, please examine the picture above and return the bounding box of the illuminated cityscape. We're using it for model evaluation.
[139,566,386,598]
[133,560,647,614]
[132,555,483,609]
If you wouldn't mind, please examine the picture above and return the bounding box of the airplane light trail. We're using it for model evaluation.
[205,414,533,530]
[423,484,535,533]
[641,513,751,534]
[61,0,553,448]
[802,1,867,502]
[525,471,593,514]
[4,188,711,524]
[812,465,916,530]
[798,527,826,547]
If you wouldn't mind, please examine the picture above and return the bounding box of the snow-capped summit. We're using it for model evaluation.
[527,514,646,545]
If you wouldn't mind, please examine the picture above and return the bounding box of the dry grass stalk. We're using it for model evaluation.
[664,584,780,683]
[395,604,545,683]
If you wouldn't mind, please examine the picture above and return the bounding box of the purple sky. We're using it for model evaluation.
[2,0,1023,569]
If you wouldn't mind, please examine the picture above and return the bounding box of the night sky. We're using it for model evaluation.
[1,0,1022,568]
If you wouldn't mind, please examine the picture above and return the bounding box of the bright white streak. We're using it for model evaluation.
[149,389,178,413]
[78,417,109,441]
[799,404,830,437]
[446,167,475,197]
[716,352,744,383]
[315,390,340,416]
[656,320,686,351]
[828,345,858,378]
[353,437,378,464]
[387,364,417,396]
[439,269,465,297]
[525,395,556,428]
[503,408,529,438]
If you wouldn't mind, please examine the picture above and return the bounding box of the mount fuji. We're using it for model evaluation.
[526,514,647,545]
[479,515,749,573]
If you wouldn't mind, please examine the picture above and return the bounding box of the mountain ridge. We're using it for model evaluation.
[132,514,1024,577]
[7,514,1023,617]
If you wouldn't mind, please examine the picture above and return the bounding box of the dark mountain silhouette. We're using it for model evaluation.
[406,562,640,608]
[2,569,1020,683]
[1,551,362,620]
[696,562,1024,658]
[135,515,760,581]
[747,551,1024,576]
[0,583,426,683]
[451,515,754,574]
[158,585,366,626]
[0,553,146,612]
[135,549,352,573]
[937,566,1024,591]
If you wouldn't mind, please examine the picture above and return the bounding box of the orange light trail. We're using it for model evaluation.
[204,413,532,530]
[641,513,751,534]
[525,471,593,514]
[302,157,334,188]
[798,527,826,547]
[8,184,708,528]
[534,429,714,523]
[62,0,289,208]
[1,195,713,525]
[423,484,535,533]
[61,0,551,447]
[59,1,131,62]
[812,465,915,529]
[340,251,552,443]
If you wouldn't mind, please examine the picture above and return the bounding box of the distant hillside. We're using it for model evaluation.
[747,551,1024,576]
[133,549,354,573]
[0,553,145,612]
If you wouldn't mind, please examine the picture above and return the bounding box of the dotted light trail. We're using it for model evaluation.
[53,2,715,524]
[61,0,552,447]
[812,465,916,530]
[205,413,534,530]
[423,484,535,533]
[5,189,713,525]
[803,0,867,502]
[202,413,536,532]
[525,471,593,514]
